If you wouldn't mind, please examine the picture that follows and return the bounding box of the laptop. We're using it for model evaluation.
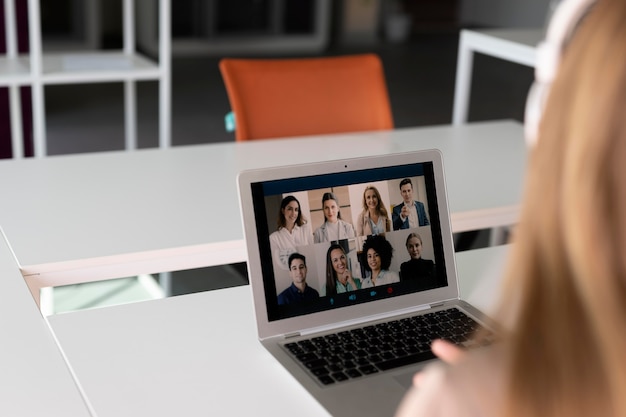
[237,149,494,416]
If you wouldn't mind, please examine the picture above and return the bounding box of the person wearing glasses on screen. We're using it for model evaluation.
[355,185,392,237]
[392,178,429,230]
[277,253,319,306]
[269,196,313,270]
[395,1,626,416]
[360,235,400,288]
[325,243,362,296]
[313,192,356,243]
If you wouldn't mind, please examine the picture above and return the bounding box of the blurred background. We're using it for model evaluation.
[0,0,548,313]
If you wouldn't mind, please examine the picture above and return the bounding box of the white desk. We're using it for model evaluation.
[0,121,526,301]
[0,231,92,416]
[46,244,510,417]
[453,28,543,125]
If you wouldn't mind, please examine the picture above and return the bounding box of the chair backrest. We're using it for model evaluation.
[219,54,394,141]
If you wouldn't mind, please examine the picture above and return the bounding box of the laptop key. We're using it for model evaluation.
[318,375,335,385]
[332,372,349,382]
[374,351,436,371]
[312,367,329,377]
[359,365,379,375]
[343,360,356,369]
[305,359,328,369]
[296,352,318,363]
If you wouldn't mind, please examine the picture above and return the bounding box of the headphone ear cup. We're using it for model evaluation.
[524,81,547,147]
[524,41,557,147]
[523,0,596,147]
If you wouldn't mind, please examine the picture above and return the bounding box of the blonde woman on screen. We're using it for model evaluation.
[355,185,391,236]
[396,0,626,416]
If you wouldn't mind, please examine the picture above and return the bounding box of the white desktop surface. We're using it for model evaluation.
[47,245,509,417]
[0,232,92,416]
[0,121,526,285]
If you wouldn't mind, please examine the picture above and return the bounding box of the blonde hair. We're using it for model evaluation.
[497,0,626,415]
[361,185,389,216]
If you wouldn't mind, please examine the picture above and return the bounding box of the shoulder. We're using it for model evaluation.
[277,287,291,304]
[340,219,354,229]
[294,223,311,235]
[385,270,400,281]
[306,285,320,296]
[269,230,281,242]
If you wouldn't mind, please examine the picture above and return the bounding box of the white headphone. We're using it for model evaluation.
[524,0,596,146]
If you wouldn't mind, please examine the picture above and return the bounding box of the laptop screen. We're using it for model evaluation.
[249,161,449,323]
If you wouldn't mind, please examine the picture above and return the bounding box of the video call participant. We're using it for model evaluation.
[355,185,392,236]
[399,233,437,289]
[269,196,313,270]
[325,243,362,296]
[392,178,429,230]
[277,253,319,305]
[360,234,400,288]
[313,192,356,243]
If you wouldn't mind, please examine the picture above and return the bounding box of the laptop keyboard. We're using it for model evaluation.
[283,308,490,386]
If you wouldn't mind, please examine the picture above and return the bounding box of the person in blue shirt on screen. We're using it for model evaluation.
[392,178,429,230]
[277,253,319,305]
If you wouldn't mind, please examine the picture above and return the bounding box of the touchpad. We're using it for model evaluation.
[393,370,417,389]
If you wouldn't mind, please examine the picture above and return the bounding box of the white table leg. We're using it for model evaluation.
[452,30,474,125]
[124,80,137,150]
[9,86,24,158]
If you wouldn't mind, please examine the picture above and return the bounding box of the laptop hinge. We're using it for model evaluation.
[429,302,445,309]
[284,332,301,339]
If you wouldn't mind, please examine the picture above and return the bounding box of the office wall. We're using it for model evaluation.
[460,0,551,28]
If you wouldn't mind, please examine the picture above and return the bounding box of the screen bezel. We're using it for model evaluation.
[238,150,459,340]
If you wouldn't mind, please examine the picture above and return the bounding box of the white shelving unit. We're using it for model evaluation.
[137,0,330,57]
[0,0,171,158]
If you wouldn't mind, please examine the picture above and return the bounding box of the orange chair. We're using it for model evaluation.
[219,54,394,141]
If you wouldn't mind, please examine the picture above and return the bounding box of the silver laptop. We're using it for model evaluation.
[237,150,493,416]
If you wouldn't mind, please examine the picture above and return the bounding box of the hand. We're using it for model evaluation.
[337,270,350,285]
[394,340,466,417]
[400,204,409,219]
[413,339,465,387]
[345,272,357,288]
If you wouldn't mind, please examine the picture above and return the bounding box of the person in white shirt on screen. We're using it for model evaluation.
[360,235,400,288]
[355,185,392,236]
[313,192,356,243]
[392,178,429,230]
[269,196,313,270]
